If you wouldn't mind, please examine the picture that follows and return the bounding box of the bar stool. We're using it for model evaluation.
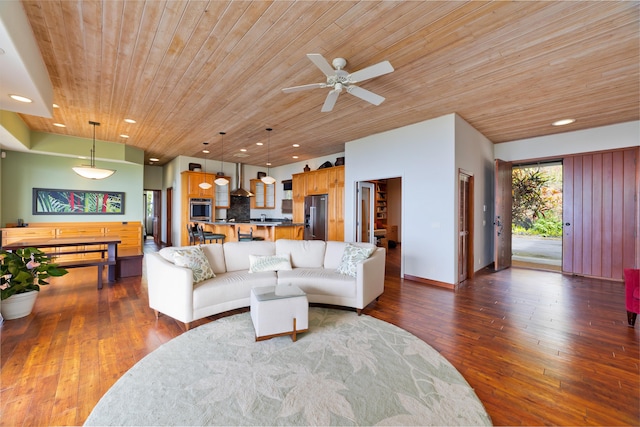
[197,224,226,244]
[237,227,264,241]
[186,223,199,245]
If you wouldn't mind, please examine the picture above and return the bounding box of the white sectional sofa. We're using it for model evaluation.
[146,239,386,329]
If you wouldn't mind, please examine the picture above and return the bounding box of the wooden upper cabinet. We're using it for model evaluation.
[306,168,330,194]
[214,177,231,208]
[250,179,276,209]
[183,171,215,198]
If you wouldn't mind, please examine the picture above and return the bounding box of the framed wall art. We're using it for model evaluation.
[33,188,125,215]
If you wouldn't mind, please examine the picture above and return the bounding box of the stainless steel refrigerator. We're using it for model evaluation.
[304,194,328,240]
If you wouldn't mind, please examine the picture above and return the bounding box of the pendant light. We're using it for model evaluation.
[261,127,276,185]
[214,131,229,186]
[72,121,116,179]
[199,142,213,190]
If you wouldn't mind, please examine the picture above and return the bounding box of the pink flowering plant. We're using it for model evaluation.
[0,247,68,300]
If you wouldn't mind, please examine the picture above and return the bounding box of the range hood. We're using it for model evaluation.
[230,163,253,197]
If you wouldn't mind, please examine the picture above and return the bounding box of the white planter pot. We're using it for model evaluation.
[0,291,39,320]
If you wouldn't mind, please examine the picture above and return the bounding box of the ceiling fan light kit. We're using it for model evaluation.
[73,121,116,180]
[282,53,394,112]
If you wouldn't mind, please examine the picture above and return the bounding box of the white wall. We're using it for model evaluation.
[495,121,639,161]
[454,115,496,272]
[346,114,458,284]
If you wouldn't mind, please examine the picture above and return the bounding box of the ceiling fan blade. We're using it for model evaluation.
[321,89,341,112]
[347,85,385,106]
[307,53,336,77]
[348,60,394,83]
[282,83,326,93]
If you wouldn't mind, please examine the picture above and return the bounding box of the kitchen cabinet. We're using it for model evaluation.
[292,165,344,240]
[250,179,276,209]
[328,166,345,241]
[306,168,330,194]
[214,177,231,208]
[292,173,306,223]
[183,171,215,198]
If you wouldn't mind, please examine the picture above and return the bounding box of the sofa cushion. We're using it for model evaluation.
[275,239,326,268]
[336,244,376,277]
[249,254,292,273]
[223,241,275,272]
[171,246,215,283]
[200,244,227,274]
[324,241,376,269]
[193,271,276,310]
[277,268,356,298]
[158,246,180,263]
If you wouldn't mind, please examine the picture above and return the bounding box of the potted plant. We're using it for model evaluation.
[0,247,68,320]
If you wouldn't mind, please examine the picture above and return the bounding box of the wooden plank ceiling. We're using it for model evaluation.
[18,0,640,166]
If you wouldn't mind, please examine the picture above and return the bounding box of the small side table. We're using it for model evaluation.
[250,284,308,342]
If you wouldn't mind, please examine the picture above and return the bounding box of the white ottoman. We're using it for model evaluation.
[250,284,309,342]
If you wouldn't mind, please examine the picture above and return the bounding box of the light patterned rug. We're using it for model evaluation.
[85,308,492,426]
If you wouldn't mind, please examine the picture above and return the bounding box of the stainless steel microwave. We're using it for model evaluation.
[189,198,212,221]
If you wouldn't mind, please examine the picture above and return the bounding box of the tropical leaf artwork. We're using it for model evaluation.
[33,188,124,214]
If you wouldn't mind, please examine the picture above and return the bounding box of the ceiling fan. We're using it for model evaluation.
[282,54,394,112]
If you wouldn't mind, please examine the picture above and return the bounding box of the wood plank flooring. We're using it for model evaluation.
[1,242,638,426]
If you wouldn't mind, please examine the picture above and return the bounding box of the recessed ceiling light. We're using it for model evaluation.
[266,162,272,166]
[120,134,129,138]
[292,144,300,148]
[149,157,159,162]
[124,118,136,124]
[552,118,575,126]
[292,156,299,159]
[53,103,60,108]
[203,149,210,154]
[256,142,263,146]
[240,148,247,152]
[10,94,32,103]
[53,123,66,128]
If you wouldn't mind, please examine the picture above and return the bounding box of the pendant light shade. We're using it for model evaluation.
[261,128,275,185]
[199,142,213,189]
[73,121,116,179]
[214,131,229,186]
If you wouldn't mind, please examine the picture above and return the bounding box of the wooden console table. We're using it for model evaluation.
[2,237,121,289]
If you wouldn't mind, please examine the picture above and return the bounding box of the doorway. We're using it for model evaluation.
[144,190,162,245]
[356,182,375,243]
[357,177,402,275]
[511,162,563,272]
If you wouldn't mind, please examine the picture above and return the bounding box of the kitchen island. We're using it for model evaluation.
[195,221,305,242]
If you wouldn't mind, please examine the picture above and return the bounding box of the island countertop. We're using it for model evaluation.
[201,221,304,227]
[194,221,305,241]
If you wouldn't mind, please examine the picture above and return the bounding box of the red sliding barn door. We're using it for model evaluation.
[563,147,639,280]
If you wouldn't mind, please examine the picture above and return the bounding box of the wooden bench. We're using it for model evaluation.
[56,258,116,289]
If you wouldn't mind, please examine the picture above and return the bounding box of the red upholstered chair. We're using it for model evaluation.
[624,268,640,327]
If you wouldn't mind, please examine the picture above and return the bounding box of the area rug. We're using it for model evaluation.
[85,308,492,426]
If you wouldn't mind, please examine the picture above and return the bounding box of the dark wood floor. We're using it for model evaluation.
[1,242,638,426]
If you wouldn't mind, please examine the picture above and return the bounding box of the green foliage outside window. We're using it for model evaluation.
[512,166,562,237]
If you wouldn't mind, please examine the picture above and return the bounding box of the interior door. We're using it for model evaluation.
[494,159,513,271]
[459,171,474,282]
[356,182,375,243]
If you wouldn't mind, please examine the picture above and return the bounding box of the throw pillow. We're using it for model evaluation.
[172,246,215,283]
[249,254,292,273]
[336,244,376,277]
